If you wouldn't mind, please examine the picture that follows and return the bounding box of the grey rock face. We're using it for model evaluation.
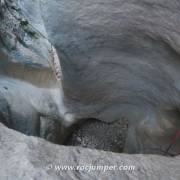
[0,0,64,143]
[40,0,180,154]
[0,0,180,155]
[0,123,179,180]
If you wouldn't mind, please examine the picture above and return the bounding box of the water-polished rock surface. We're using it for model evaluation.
[0,0,180,154]
[0,123,179,180]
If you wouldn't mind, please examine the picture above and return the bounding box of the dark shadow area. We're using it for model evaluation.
[64,118,128,153]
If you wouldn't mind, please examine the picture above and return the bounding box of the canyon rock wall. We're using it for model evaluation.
[0,0,180,154]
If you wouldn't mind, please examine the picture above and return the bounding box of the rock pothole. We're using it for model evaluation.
[64,118,128,153]
[0,113,129,153]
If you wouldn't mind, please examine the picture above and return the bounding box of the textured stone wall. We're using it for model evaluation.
[0,0,180,154]
[0,123,179,180]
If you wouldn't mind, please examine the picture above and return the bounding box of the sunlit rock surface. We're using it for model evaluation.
[0,123,179,180]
